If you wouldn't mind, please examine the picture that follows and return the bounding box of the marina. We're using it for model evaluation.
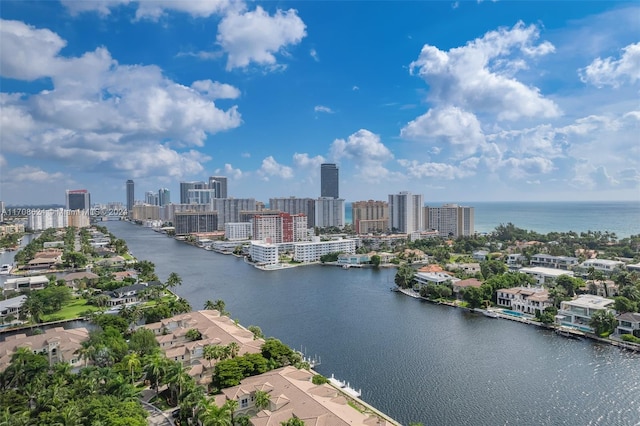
[329,374,362,398]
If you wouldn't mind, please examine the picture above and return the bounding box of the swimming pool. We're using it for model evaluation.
[501,309,525,317]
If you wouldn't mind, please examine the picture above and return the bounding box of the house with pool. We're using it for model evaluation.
[556,295,616,332]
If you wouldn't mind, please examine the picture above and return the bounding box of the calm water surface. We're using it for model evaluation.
[106,221,639,425]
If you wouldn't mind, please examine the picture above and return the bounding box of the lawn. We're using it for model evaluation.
[41,298,101,322]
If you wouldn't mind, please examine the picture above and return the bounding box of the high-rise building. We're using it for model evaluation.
[252,212,309,244]
[211,198,257,230]
[320,163,339,198]
[158,188,170,206]
[352,200,389,234]
[208,176,228,199]
[269,197,316,229]
[126,180,134,217]
[145,191,158,206]
[180,181,207,204]
[65,189,91,211]
[315,197,345,228]
[174,212,218,235]
[425,204,474,238]
[187,189,216,205]
[388,191,423,234]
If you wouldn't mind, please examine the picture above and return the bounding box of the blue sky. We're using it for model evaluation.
[1,1,639,205]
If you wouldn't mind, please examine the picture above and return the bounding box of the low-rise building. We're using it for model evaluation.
[530,254,578,270]
[216,366,396,425]
[518,266,574,286]
[496,286,552,315]
[0,295,26,321]
[576,259,626,277]
[557,295,616,332]
[506,254,527,269]
[616,312,640,337]
[249,241,279,266]
[414,271,460,287]
[3,275,49,292]
[144,310,263,383]
[452,278,483,299]
[0,327,90,373]
[337,253,370,265]
[472,250,489,261]
[446,262,481,275]
[293,238,356,263]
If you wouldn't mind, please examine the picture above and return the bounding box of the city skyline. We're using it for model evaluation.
[1,1,639,205]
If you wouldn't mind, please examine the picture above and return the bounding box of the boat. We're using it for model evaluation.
[479,309,499,318]
[0,264,12,275]
[329,374,362,398]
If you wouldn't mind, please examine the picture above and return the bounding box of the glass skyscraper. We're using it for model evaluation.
[320,163,339,199]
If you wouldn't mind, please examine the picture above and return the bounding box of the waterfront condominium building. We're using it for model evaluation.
[315,197,345,228]
[252,212,309,244]
[27,208,68,231]
[211,198,257,230]
[174,212,219,235]
[158,188,170,206]
[225,222,253,241]
[249,241,279,265]
[132,204,160,221]
[320,163,339,198]
[126,180,134,217]
[388,191,423,234]
[65,189,91,211]
[293,237,357,263]
[269,197,316,229]
[161,203,210,224]
[424,204,475,238]
[208,176,228,199]
[352,200,389,234]
[179,181,207,204]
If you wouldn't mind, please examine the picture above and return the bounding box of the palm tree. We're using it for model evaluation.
[124,353,141,384]
[280,418,305,426]
[165,272,182,290]
[166,361,191,405]
[224,399,239,425]
[212,299,228,316]
[254,390,271,411]
[227,342,240,359]
[204,300,216,310]
[203,344,219,368]
[196,398,232,426]
[144,353,168,395]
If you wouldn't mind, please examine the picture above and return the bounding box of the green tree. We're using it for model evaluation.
[394,263,415,289]
[186,328,203,341]
[128,328,159,356]
[462,286,487,310]
[370,255,381,267]
[281,418,305,426]
[62,251,88,269]
[254,390,271,411]
[613,296,637,314]
[589,310,617,336]
[555,275,581,297]
[311,374,328,385]
[165,272,182,290]
[248,325,264,340]
[196,399,232,426]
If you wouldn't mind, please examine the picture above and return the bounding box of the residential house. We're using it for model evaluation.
[63,271,99,289]
[530,254,578,270]
[105,281,162,307]
[452,278,483,300]
[616,312,640,337]
[506,254,527,270]
[496,286,552,315]
[0,327,90,373]
[518,266,574,286]
[3,275,49,292]
[446,262,481,275]
[337,253,370,265]
[144,310,264,384]
[27,249,63,270]
[557,295,616,332]
[0,295,26,322]
[576,259,626,277]
[414,271,460,287]
[472,250,489,261]
[215,366,395,425]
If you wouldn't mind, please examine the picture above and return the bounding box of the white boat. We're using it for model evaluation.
[0,264,12,275]
[482,309,499,318]
[329,374,362,398]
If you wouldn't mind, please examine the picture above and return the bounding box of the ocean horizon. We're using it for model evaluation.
[346,200,640,239]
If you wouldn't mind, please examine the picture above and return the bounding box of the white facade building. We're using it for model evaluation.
[225,222,253,241]
[530,254,578,270]
[249,241,279,265]
[496,287,552,315]
[578,259,626,276]
[424,204,474,238]
[414,272,460,287]
[293,238,356,263]
[518,266,574,286]
[27,208,69,231]
[315,197,345,228]
[211,198,257,230]
[557,295,616,332]
[388,192,423,234]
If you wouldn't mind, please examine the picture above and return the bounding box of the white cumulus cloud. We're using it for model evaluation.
[330,129,394,182]
[314,105,334,114]
[0,19,241,180]
[217,6,307,71]
[409,21,560,121]
[579,42,640,88]
[191,80,241,100]
[293,153,325,169]
[258,156,294,180]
